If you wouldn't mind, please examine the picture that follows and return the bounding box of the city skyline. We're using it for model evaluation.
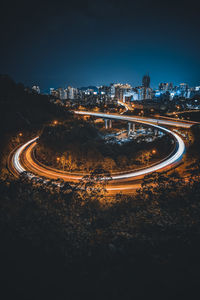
[28,76,200,93]
[42,78,199,94]
[3,72,200,93]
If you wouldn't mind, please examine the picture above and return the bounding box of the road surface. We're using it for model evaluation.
[9,112,186,193]
[75,110,195,128]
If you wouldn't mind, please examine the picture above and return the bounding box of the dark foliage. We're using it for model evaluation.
[0,74,68,135]
[1,171,200,299]
[37,121,173,171]
[0,75,70,171]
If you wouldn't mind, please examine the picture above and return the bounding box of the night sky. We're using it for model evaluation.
[1,0,200,91]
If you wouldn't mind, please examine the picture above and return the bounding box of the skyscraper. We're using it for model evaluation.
[142,74,151,100]
[179,83,188,97]
[142,74,150,88]
[67,86,78,100]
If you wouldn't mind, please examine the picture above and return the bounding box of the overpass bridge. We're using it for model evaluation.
[74,111,196,129]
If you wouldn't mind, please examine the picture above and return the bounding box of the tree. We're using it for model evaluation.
[77,167,112,203]
[60,155,66,170]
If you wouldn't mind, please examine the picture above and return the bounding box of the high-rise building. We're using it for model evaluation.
[159,83,168,91]
[32,85,40,94]
[159,82,173,91]
[99,85,110,97]
[50,88,54,94]
[169,82,173,90]
[110,83,115,98]
[50,88,59,98]
[142,74,150,88]
[114,83,132,101]
[115,86,124,101]
[137,86,152,100]
[179,83,188,97]
[142,75,151,100]
[57,88,67,100]
[190,86,200,98]
[68,86,78,100]
[123,90,139,101]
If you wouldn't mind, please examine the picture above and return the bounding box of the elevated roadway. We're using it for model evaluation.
[75,111,195,128]
[8,112,187,193]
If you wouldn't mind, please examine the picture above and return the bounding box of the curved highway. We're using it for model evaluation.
[75,110,194,128]
[9,112,186,193]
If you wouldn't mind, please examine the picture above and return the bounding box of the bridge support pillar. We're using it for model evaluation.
[128,122,131,136]
[132,123,135,132]
[109,119,112,128]
[104,119,108,129]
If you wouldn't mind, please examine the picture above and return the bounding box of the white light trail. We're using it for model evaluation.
[75,111,192,128]
[75,112,186,179]
[13,137,39,173]
[12,112,186,182]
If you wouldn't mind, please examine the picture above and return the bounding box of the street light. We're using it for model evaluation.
[152,149,156,155]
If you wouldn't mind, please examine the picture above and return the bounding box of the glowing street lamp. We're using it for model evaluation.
[152,149,156,155]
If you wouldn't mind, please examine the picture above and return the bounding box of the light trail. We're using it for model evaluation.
[75,110,193,128]
[166,109,200,117]
[10,112,186,192]
[75,111,185,179]
[12,137,39,174]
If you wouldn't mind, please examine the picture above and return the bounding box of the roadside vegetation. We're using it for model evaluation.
[0,75,68,177]
[1,169,200,299]
[36,120,174,172]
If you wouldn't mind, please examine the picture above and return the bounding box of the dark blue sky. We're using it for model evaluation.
[1,0,200,91]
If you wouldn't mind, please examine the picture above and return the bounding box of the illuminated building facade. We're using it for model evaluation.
[32,85,40,94]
